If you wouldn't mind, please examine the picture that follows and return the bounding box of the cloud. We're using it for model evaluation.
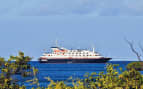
[17,0,99,16]
[0,0,143,16]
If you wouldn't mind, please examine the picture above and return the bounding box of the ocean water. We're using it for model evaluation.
[21,61,134,88]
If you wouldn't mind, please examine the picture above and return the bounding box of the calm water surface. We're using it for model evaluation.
[22,61,135,88]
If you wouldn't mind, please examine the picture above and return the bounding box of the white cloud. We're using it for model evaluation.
[0,0,143,16]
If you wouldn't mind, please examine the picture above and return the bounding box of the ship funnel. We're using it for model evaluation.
[51,47,59,52]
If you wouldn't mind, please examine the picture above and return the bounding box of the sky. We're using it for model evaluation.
[0,0,143,61]
[1,0,143,16]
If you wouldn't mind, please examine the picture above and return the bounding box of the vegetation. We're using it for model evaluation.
[0,51,32,89]
[42,64,143,89]
[126,62,143,71]
[1,52,143,89]
[126,39,143,71]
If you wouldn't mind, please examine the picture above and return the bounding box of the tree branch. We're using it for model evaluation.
[139,43,143,56]
[125,39,142,61]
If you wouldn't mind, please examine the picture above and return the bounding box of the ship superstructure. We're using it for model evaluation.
[39,46,111,63]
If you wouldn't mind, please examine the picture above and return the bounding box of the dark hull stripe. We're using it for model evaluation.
[39,58,111,63]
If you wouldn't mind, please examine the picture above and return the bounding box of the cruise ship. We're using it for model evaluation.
[39,46,111,63]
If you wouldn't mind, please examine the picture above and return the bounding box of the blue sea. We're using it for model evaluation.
[20,61,138,88]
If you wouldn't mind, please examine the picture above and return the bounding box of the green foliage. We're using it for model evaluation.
[0,51,32,89]
[93,64,119,89]
[26,67,40,89]
[42,63,143,89]
[126,62,143,71]
[44,77,72,89]
[1,52,143,89]
[43,63,143,89]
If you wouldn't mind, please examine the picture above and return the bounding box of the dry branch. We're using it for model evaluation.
[125,39,142,61]
[139,43,143,56]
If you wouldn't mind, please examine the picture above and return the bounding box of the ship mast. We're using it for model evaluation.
[55,40,58,47]
[91,44,95,53]
[93,47,95,53]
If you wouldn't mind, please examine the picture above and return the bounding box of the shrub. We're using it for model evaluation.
[126,62,143,71]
